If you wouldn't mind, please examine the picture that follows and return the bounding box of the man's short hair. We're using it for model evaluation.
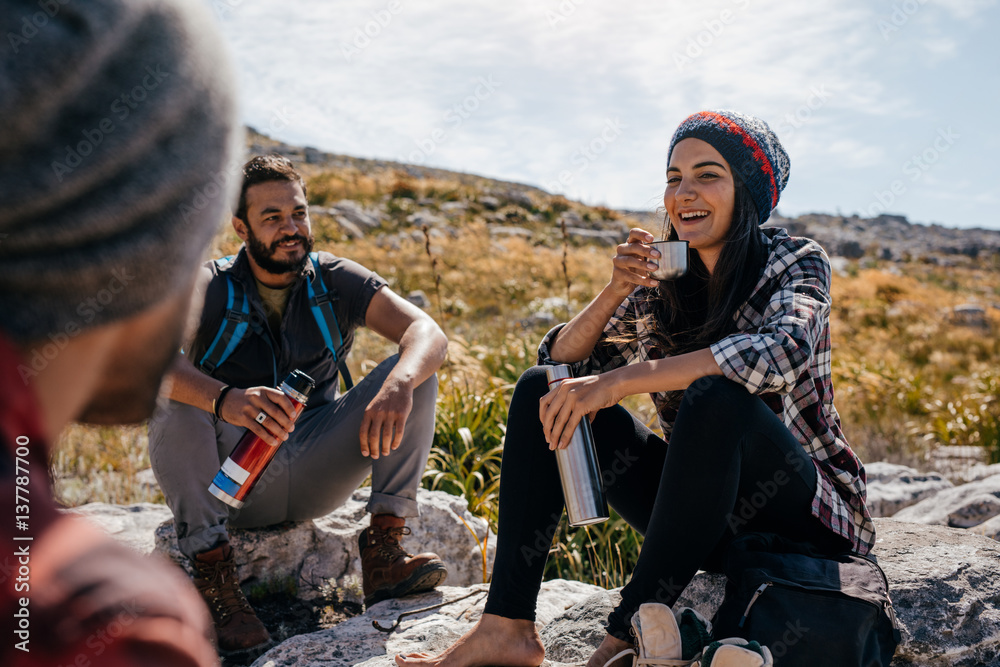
[235,155,307,223]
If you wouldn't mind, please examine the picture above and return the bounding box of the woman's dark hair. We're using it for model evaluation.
[644,174,768,357]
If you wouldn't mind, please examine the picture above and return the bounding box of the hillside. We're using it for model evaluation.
[248,127,1000,267]
[56,128,1000,516]
[47,127,1000,598]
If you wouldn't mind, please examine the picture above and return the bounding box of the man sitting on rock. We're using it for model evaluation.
[149,155,449,661]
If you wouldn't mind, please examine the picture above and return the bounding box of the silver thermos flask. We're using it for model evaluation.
[544,364,609,526]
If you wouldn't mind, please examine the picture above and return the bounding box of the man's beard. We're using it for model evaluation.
[245,224,314,275]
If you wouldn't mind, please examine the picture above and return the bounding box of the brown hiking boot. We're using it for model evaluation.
[359,514,448,607]
[192,542,273,661]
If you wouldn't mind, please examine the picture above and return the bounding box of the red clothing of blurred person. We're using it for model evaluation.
[0,334,220,667]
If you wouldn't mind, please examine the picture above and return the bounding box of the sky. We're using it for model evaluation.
[207,0,1000,230]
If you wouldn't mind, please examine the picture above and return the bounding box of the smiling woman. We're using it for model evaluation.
[664,140,736,270]
[396,110,876,667]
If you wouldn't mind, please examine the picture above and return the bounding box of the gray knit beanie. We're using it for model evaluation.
[0,0,243,343]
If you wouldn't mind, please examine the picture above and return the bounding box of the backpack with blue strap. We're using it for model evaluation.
[196,252,353,389]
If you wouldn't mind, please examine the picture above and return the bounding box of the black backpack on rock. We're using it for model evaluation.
[711,532,901,667]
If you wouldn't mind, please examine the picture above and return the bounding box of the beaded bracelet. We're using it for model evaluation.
[213,385,233,421]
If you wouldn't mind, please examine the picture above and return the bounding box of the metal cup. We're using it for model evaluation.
[544,365,609,527]
[648,240,689,280]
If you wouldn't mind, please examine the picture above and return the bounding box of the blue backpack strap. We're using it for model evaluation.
[198,257,253,375]
[307,252,353,390]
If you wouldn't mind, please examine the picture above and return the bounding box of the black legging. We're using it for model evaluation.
[483,366,850,640]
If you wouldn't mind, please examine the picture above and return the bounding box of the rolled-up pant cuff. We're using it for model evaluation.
[368,491,420,518]
[178,525,230,560]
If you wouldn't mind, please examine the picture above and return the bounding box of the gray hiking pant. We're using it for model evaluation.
[148,355,437,559]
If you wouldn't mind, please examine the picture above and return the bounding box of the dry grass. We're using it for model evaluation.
[47,167,999,585]
[829,264,1000,466]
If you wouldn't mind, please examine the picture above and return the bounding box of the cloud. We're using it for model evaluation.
[207,0,998,227]
[924,0,998,21]
[825,139,888,169]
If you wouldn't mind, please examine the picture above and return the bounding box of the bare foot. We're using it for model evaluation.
[585,633,633,667]
[395,613,545,667]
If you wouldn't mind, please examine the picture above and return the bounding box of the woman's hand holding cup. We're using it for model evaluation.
[609,228,661,296]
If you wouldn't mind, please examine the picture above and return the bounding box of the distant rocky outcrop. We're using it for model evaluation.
[764,212,1000,265]
[247,127,999,265]
[864,462,954,518]
[893,473,1000,540]
[865,461,1000,543]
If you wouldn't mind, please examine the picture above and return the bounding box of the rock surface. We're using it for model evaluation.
[950,462,1000,485]
[876,519,1000,666]
[245,519,1000,666]
[251,580,603,667]
[864,462,954,517]
[893,473,1000,529]
[68,477,1000,665]
[72,489,495,604]
[69,502,173,554]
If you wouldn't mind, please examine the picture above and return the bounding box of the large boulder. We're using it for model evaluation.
[864,462,954,517]
[565,227,621,246]
[72,488,495,604]
[950,462,1000,485]
[330,200,382,229]
[893,473,1000,530]
[248,519,1000,666]
[876,519,1000,666]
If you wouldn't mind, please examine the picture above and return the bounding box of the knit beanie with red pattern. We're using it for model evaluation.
[668,110,790,225]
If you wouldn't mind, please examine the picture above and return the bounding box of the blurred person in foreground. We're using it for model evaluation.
[0,0,242,664]
[147,154,449,661]
[396,110,874,667]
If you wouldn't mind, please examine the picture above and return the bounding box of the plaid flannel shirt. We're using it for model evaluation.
[537,227,875,555]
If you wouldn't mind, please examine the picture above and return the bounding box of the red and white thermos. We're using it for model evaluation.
[208,369,315,509]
